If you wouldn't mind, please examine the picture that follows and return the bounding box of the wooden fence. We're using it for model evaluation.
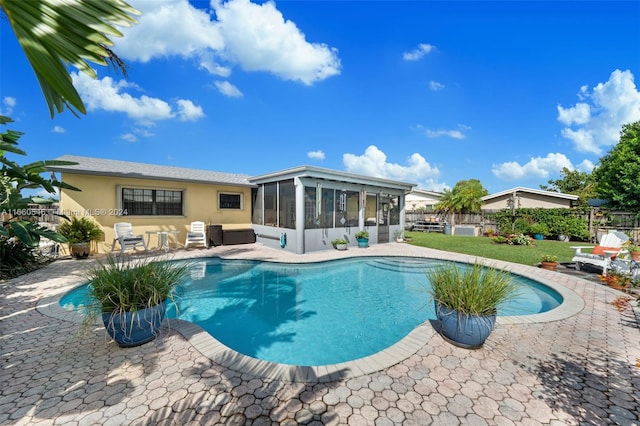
[405,208,640,242]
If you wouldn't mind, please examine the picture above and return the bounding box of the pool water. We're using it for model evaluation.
[60,257,562,366]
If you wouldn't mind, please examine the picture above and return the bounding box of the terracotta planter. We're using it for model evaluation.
[70,242,90,259]
[631,252,640,262]
[541,261,558,271]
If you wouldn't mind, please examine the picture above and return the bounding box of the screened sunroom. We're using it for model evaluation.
[249,166,415,254]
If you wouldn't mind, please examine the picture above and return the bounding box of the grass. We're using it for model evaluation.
[405,231,580,266]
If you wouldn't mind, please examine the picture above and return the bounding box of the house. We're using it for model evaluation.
[49,156,415,254]
[405,189,443,211]
[49,155,254,254]
[481,187,579,210]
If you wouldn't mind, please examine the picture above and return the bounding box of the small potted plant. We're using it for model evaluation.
[530,223,549,241]
[355,230,369,248]
[483,228,496,237]
[80,256,190,347]
[540,254,558,271]
[426,262,518,349]
[622,240,640,262]
[394,229,404,242]
[331,238,348,250]
[57,216,104,259]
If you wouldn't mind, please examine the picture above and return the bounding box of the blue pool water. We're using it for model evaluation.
[60,256,562,366]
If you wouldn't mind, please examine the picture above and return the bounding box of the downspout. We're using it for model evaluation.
[294,177,305,254]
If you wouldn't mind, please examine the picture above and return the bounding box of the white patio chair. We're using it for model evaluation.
[571,231,629,275]
[111,222,148,255]
[185,221,208,249]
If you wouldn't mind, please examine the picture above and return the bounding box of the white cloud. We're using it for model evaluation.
[557,69,640,154]
[214,81,243,97]
[51,126,65,133]
[343,145,445,190]
[121,133,138,142]
[71,71,204,124]
[118,0,224,63]
[72,72,174,122]
[491,153,574,180]
[214,0,341,85]
[577,159,595,172]
[419,123,470,139]
[429,80,444,91]
[403,43,435,61]
[120,0,341,85]
[307,150,325,161]
[176,99,205,121]
[1,96,16,115]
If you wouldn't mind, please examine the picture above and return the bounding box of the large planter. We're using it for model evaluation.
[356,238,369,248]
[435,302,496,349]
[335,243,347,251]
[102,301,167,347]
[541,261,558,271]
[70,242,90,259]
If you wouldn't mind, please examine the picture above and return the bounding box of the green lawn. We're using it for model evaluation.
[405,231,580,267]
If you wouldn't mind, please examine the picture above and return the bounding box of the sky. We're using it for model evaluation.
[2,0,640,195]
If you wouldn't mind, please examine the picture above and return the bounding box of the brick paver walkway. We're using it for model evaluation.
[1,243,638,425]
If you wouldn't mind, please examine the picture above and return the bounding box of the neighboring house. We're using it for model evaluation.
[49,156,415,254]
[481,187,579,210]
[405,189,443,211]
[49,155,254,254]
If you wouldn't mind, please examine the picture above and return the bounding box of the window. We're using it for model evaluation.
[122,188,183,216]
[335,190,359,227]
[219,193,242,209]
[278,180,295,229]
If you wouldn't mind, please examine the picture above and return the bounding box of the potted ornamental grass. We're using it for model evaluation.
[426,261,518,349]
[57,216,104,259]
[81,256,190,347]
[355,230,369,248]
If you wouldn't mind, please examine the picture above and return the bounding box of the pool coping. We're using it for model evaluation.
[37,247,585,383]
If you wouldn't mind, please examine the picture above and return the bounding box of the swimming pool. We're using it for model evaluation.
[60,256,562,366]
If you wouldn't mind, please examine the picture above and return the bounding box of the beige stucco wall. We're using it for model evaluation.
[481,193,573,210]
[59,173,252,253]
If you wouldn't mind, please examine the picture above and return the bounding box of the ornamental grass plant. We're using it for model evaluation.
[84,256,189,314]
[426,262,519,316]
[79,256,191,340]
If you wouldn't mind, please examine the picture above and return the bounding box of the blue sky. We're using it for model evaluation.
[2,0,640,194]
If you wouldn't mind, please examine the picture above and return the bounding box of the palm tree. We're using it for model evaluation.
[435,179,488,226]
[1,0,140,117]
[0,0,139,245]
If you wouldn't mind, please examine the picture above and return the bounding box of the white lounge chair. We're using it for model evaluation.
[571,231,629,275]
[184,221,208,249]
[111,222,148,255]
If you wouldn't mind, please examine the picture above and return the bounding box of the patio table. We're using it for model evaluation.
[145,230,180,252]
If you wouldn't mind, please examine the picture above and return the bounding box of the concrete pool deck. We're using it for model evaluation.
[1,243,639,425]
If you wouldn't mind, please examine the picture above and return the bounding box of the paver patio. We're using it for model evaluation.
[1,243,638,425]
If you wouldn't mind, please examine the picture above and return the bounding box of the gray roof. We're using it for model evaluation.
[250,165,416,191]
[482,186,579,201]
[49,155,253,187]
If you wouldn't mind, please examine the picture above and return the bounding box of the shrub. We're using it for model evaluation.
[541,254,558,262]
[0,237,47,280]
[492,235,508,244]
[58,217,104,244]
[355,230,369,239]
[509,234,531,246]
[331,238,348,246]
